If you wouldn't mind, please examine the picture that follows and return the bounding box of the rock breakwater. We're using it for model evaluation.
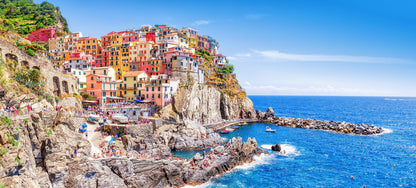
[257,107,384,135]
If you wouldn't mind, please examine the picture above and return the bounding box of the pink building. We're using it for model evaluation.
[86,74,118,106]
[144,74,179,106]
[26,26,56,42]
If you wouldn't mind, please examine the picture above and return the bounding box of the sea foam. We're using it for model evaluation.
[380,128,393,135]
[261,144,301,157]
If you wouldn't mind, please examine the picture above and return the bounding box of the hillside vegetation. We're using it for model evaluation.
[196,49,247,99]
[0,0,68,35]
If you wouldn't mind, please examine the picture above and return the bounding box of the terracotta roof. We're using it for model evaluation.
[123,71,145,77]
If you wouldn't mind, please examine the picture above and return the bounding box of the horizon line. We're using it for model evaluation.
[246,94,416,98]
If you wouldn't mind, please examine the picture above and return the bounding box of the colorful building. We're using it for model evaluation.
[26,26,56,42]
[119,71,149,102]
[63,51,94,72]
[71,68,88,94]
[129,41,153,62]
[144,74,179,107]
[76,37,102,57]
[86,74,118,106]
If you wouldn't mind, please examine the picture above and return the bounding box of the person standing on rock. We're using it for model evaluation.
[74,147,78,158]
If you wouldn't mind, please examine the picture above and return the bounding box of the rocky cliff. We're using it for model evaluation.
[165,83,256,124]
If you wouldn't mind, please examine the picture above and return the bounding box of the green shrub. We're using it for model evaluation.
[0,147,9,156]
[0,116,12,126]
[15,157,21,166]
[47,129,53,135]
[26,48,35,56]
[6,133,19,147]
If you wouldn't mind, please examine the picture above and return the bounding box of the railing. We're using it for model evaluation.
[119,87,138,90]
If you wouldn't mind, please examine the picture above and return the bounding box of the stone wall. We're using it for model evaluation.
[0,38,78,96]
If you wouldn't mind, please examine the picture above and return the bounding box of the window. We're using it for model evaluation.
[152,94,154,98]
[152,87,154,91]
[124,77,126,81]
[91,76,93,80]
[146,87,148,91]
[158,94,160,98]
[158,87,160,91]
[124,91,127,94]
[91,84,94,88]
[134,77,136,81]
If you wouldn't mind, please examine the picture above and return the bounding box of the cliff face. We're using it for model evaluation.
[170,83,256,123]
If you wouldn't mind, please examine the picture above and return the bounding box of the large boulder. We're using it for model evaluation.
[271,144,281,152]
[57,97,82,111]
[264,107,275,119]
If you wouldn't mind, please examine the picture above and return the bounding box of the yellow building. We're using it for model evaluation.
[151,59,163,75]
[108,33,124,80]
[188,36,197,48]
[178,34,189,49]
[76,37,102,57]
[119,71,149,101]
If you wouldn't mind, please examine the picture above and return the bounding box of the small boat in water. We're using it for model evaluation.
[225,127,235,132]
[219,130,229,134]
[233,125,240,129]
[243,122,248,125]
[265,126,276,133]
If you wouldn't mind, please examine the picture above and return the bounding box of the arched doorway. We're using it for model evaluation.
[5,53,18,67]
[21,60,29,68]
[62,81,69,93]
[53,76,61,96]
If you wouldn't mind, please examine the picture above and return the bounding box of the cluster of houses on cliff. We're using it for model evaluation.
[26,25,227,108]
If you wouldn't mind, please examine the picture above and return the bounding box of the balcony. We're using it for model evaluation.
[119,86,138,90]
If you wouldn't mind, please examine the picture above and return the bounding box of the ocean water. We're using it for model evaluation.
[183,96,416,187]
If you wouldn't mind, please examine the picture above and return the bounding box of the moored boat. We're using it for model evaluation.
[265,126,276,132]
[225,127,235,132]
[219,130,229,134]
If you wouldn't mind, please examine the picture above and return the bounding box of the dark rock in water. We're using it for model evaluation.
[271,144,281,152]
[264,107,275,119]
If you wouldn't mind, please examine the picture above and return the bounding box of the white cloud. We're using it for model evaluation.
[250,49,412,64]
[192,20,211,26]
[235,53,252,57]
[241,83,395,96]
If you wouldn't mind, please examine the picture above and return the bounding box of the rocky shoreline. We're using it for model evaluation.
[256,107,384,135]
[0,95,266,187]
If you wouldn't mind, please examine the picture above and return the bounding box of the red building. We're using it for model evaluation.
[26,26,56,42]
[93,54,107,67]
[140,61,153,76]
[146,32,156,43]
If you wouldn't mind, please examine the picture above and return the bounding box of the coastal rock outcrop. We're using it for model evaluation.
[158,122,225,151]
[171,83,255,123]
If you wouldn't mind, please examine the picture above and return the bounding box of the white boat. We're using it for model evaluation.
[225,127,235,132]
[265,126,276,132]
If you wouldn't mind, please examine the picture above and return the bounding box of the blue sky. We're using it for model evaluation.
[36,0,416,97]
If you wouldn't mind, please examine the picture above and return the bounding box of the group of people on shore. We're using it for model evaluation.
[0,104,32,117]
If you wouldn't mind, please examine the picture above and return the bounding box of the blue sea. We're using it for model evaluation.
[179,96,416,187]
